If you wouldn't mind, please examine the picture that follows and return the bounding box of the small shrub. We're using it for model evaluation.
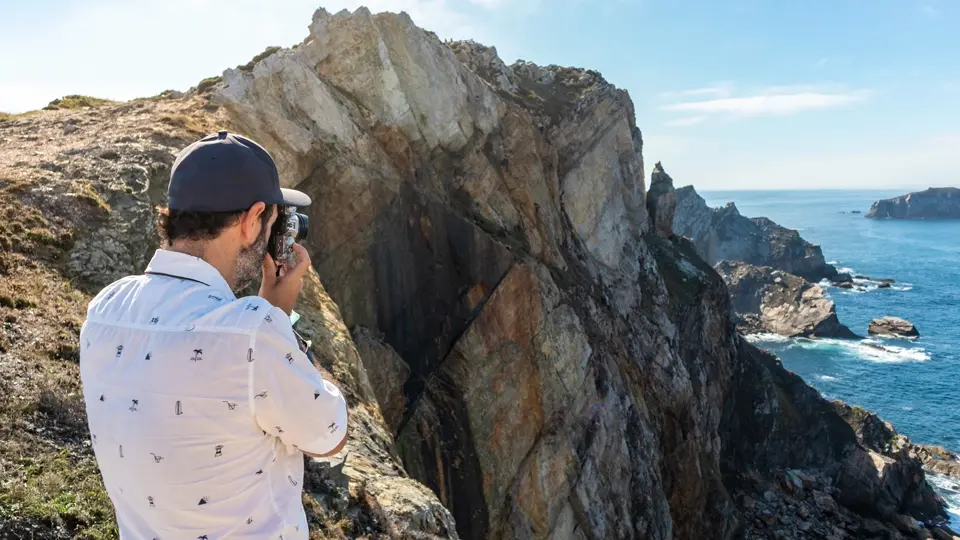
[238,46,282,71]
[196,76,223,94]
[43,95,115,111]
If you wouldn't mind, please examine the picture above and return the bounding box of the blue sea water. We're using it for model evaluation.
[701,189,960,522]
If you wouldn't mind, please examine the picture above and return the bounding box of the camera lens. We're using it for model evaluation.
[295,213,309,241]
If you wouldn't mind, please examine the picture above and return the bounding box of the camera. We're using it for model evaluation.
[269,205,309,262]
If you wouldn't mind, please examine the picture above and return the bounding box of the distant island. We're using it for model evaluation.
[866,187,960,219]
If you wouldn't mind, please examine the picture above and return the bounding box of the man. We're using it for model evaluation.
[79,131,348,539]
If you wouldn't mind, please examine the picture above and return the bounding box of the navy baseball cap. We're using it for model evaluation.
[167,130,311,211]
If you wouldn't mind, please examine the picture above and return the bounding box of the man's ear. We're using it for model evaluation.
[239,202,268,245]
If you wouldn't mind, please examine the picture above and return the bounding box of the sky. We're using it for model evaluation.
[1,0,958,190]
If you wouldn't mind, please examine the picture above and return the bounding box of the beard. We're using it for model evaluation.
[234,231,269,293]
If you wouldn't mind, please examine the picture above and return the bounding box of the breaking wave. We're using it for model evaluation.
[926,473,960,528]
[748,334,931,364]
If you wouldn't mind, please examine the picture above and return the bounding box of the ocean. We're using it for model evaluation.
[700,189,960,524]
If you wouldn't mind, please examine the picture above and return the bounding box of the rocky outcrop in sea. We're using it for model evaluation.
[869,316,920,339]
[2,6,955,539]
[867,187,960,219]
[716,261,858,338]
[674,184,839,282]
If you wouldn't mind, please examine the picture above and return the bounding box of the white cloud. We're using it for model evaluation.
[664,115,708,127]
[661,89,868,116]
[660,83,733,99]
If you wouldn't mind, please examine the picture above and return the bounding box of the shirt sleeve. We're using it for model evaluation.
[250,308,348,455]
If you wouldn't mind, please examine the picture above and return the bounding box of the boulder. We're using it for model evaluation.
[833,273,854,284]
[867,188,960,219]
[647,162,677,237]
[869,317,920,339]
[674,185,839,281]
[715,260,858,338]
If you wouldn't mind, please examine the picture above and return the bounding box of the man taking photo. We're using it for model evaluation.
[79,130,348,539]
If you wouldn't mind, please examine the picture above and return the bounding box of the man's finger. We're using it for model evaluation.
[262,253,277,279]
[286,244,313,280]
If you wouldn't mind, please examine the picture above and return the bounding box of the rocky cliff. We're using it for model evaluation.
[867,188,960,219]
[0,6,953,540]
[674,184,838,282]
[715,261,858,338]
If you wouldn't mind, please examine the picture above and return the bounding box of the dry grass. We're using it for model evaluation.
[158,113,208,137]
[0,168,116,537]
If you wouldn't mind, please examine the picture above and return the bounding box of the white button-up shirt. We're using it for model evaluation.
[79,249,348,540]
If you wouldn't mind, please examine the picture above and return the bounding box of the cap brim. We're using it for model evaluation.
[280,188,312,207]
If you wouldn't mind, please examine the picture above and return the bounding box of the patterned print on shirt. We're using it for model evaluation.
[208,294,223,302]
[255,469,263,476]
[91,434,97,443]
[198,497,208,506]
[285,352,294,364]
[115,345,123,358]
[287,475,298,487]
[245,303,259,312]
[149,317,159,325]
[190,349,203,362]
[145,352,152,360]
[275,426,284,434]
[129,400,139,412]
[148,496,155,508]
[214,445,223,458]
[175,401,183,416]
[99,394,105,402]
[85,339,91,349]
[119,445,124,458]
[255,391,268,399]
[247,348,254,362]
[223,401,237,410]
[247,517,253,524]
[150,453,163,463]
[329,421,339,433]
[186,323,196,331]
[314,390,321,400]
[198,536,209,540]
[264,314,273,323]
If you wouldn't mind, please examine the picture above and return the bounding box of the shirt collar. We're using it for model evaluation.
[144,249,237,301]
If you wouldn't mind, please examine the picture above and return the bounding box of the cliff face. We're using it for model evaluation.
[866,187,960,219]
[211,8,944,539]
[674,185,838,282]
[0,6,951,540]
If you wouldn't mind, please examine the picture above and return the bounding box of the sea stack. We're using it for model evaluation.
[866,187,960,219]
[647,162,676,237]
[868,316,920,339]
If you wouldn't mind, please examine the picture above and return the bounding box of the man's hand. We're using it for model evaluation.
[260,243,312,315]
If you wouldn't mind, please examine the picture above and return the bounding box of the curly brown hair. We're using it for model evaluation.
[156,206,274,245]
